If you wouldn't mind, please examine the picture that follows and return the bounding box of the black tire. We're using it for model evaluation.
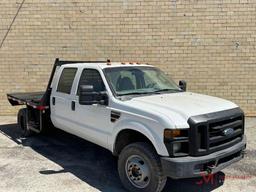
[17,108,33,137]
[118,142,167,192]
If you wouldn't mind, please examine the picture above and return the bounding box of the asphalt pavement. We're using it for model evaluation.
[0,116,255,192]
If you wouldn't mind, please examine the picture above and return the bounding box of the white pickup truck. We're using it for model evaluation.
[7,59,246,192]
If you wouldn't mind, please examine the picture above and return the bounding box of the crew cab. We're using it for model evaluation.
[7,59,246,192]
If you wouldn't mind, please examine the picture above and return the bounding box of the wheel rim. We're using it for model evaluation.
[125,155,151,188]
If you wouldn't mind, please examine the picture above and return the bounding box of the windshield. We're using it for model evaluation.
[104,66,181,96]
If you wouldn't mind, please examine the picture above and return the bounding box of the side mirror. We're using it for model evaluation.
[179,80,187,91]
[79,85,108,105]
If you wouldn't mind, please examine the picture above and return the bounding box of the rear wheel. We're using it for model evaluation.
[17,108,33,137]
[118,142,167,192]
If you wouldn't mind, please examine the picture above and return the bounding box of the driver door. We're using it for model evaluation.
[71,68,112,148]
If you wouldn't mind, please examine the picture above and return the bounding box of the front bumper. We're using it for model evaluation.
[161,135,246,179]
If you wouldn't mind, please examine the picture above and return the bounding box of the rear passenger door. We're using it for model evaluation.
[50,67,78,133]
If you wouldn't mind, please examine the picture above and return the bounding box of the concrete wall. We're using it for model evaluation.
[0,0,255,116]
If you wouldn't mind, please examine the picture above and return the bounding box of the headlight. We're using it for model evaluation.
[164,129,189,157]
[173,143,182,153]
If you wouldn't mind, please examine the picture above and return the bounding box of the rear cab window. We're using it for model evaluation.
[57,68,77,94]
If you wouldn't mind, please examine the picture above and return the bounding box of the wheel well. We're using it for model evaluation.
[113,129,156,156]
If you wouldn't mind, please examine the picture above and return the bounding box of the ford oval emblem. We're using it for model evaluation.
[222,128,234,136]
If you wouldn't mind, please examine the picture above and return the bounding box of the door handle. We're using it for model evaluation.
[52,97,55,105]
[71,101,75,111]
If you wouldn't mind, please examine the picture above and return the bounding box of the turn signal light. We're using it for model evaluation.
[164,129,188,139]
[164,130,181,139]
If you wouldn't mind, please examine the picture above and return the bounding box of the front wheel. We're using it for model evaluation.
[118,142,167,192]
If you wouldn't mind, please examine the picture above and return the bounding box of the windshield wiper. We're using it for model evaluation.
[118,89,182,96]
[153,88,182,93]
[118,92,152,96]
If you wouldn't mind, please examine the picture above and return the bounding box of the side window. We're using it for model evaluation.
[77,69,105,94]
[57,68,77,94]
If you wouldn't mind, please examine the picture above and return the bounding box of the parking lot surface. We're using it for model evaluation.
[0,116,255,192]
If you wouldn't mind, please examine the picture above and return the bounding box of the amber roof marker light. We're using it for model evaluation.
[106,59,111,65]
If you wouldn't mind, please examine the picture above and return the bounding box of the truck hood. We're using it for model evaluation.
[123,92,238,127]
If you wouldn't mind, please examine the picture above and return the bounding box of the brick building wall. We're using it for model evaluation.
[0,0,255,116]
